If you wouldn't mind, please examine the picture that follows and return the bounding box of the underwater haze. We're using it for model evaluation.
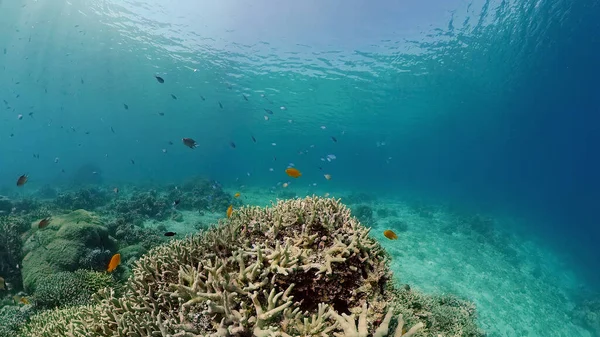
[1,0,600,336]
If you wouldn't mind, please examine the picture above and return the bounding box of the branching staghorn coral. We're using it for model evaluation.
[18,197,484,337]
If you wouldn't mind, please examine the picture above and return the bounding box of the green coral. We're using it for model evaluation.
[16,197,484,337]
[21,210,116,292]
[32,269,113,309]
[0,305,34,336]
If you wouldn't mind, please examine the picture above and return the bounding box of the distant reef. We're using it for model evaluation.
[11,196,484,337]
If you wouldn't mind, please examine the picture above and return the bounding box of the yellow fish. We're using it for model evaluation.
[324,174,331,180]
[227,205,233,218]
[383,230,398,240]
[234,192,241,198]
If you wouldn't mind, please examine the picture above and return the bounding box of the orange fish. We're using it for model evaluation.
[324,174,331,180]
[234,192,241,198]
[107,253,121,273]
[20,297,30,305]
[226,205,233,218]
[383,230,398,240]
[285,167,302,178]
[16,174,28,186]
[38,217,51,229]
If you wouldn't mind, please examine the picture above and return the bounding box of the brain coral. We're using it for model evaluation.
[18,197,483,337]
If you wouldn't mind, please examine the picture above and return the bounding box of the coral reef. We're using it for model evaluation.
[376,208,398,219]
[108,189,171,224]
[0,305,34,336]
[166,178,233,213]
[0,195,13,214]
[352,204,374,226]
[21,210,116,292]
[385,219,409,233]
[573,296,600,336]
[33,269,113,309]
[106,217,163,250]
[0,216,27,290]
[15,197,483,337]
[54,187,111,210]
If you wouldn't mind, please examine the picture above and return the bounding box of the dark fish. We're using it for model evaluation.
[164,232,176,237]
[110,127,115,133]
[219,101,223,109]
[158,112,164,116]
[81,78,84,84]
[130,159,135,164]
[85,131,90,135]
[264,109,273,115]
[243,95,248,101]
[155,75,164,83]
[200,95,205,101]
[168,141,174,145]
[10,133,14,137]
[3,48,6,55]
[33,154,39,159]
[38,217,51,229]
[171,94,177,100]
[123,103,129,110]
[172,200,180,207]
[251,135,256,143]
[273,156,277,161]
[229,142,236,149]
[28,112,34,117]
[331,136,337,143]
[182,138,198,149]
[3,100,7,105]
[16,174,28,186]
[61,169,65,173]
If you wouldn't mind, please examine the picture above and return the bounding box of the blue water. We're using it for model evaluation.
[1,0,599,335]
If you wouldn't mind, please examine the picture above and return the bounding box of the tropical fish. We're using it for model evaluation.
[383,230,398,240]
[164,232,176,237]
[38,217,51,229]
[107,253,121,273]
[113,188,119,194]
[154,75,164,83]
[226,205,233,218]
[13,295,29,305]
[172,199,180,207]
[16,174,28,186]
[234,192,241,198]
[282,182,289,188]
[182,138,198,149]
[324,174,331,180]
[285,168,302,178]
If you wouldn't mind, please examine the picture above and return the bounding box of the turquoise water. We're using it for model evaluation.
[1,0,599,336]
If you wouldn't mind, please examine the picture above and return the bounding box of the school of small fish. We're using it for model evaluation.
[0,46,402,289]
